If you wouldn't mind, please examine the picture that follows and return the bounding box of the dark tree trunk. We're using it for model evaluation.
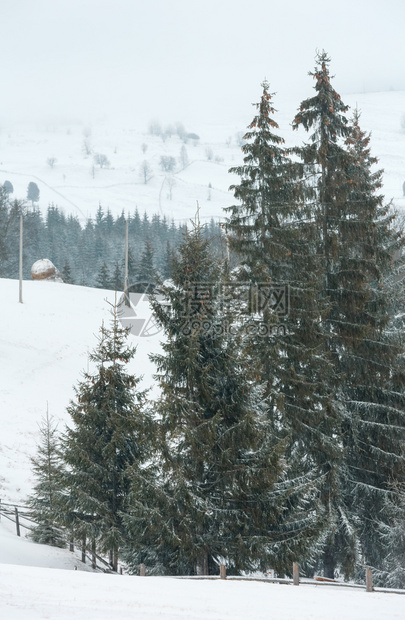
[323,546,336,579]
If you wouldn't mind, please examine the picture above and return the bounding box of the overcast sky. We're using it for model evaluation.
[1,0,404,127]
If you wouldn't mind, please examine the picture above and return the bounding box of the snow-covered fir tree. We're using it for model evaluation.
[123,213,322,576]
[96,261,113,289]
[292,51,405,578]
[137,237,155,288]
[59,302,151,571]
[27,408,65,548]
[226,80,344,576]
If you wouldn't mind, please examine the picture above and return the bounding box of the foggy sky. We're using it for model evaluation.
[1,0,404,127]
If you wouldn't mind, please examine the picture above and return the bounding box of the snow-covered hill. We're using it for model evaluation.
[0,518,93,572]
[1,90,404,224]
[0,278,161,504]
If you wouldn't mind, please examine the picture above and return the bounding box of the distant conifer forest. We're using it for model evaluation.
[0,194,224,288]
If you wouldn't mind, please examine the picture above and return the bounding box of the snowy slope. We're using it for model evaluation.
[0,278,161,504]
[0,90,404,224]
[0,121,241,224]
[0,519,93,572]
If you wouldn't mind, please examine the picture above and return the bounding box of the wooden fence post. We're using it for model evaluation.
[91,540,96,570]
[220,564,226,580]
[293,562,299,586]
[15,507,20,537]
[139,563,146,576]
[81,538,86,563]
[366,568,373,592]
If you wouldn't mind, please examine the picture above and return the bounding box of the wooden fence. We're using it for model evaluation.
[0,498,113,573]
[173,564,405,595]
[1,498,404,593]
[0,499,36,536]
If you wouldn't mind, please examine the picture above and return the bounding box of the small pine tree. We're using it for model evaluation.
[162,241,174,280]
[59,303,151,571]
[112,261,123,291]
[96,261,112,289]
[27,182,40,206]
[27,408,65,548]
[61,260,74,284]
[134,238,155,292]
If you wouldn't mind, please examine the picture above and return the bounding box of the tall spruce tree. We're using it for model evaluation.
[27,408,65,548]
[123,214,321,576]
[59,302,150,571]
[226,81,344,576]
[293,52,405,577]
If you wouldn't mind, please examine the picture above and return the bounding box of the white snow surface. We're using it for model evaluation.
[0,519,92,572]
[0,562,403,620]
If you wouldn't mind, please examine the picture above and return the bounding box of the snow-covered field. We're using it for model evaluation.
[1,90,404,224]
[0,507,404,620]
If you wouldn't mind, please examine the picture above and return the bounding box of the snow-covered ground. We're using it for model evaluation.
[0,90,404,224]
[1,560,404,620]
[0,519,92,572]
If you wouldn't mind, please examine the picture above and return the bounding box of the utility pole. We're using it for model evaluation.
[19,211,23,304]
[124,219,130,306]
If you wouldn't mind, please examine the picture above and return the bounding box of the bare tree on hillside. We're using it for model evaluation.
[94,153,110,169]
[139,161,153,184]
[47,157,57,169]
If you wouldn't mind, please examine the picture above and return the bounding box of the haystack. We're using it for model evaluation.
[31,259,63,282]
